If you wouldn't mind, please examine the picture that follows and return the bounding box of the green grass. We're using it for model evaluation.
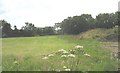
[3,35,77,56]
[2,35,118,71]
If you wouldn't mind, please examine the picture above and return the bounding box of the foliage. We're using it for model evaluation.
[0,20,55,37]
[55,14,94,34]
[95,13,117,28]
[0,20,13,37]
[55,12,118,35]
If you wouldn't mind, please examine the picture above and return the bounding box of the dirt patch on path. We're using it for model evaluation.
[102,42,118,53]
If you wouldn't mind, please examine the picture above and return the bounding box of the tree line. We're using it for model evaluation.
[0,21,55,37]
[55,12,118,34]
[0,12,119,38]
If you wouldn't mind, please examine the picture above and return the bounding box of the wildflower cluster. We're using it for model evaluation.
[42,54,54,60]
[61,54,75,58]
[41,45,93,71]
[58,49,76,58]
[42,45,85,60]
[57,49,69,55]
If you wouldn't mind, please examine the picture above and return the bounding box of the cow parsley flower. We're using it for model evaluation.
[65,68,70,71]
[42,56,48,59]
[61,55,67,58]
[58,49,66,52]
[70,49,75,52]
[48,54,54,57]
[84,53,91,57]
[62,51,69,54]
[68,54,75,58]
[75,45,83,49]
[13,61,18,65]
[63,66,67,69]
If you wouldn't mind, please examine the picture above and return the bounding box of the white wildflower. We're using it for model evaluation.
[42,56,48,59]
[48,54,54,57]
[70,50,72,52]
[65,68,70,71]
[68,54,75,58]
[115,25,118,28]
[56,69,61,72]
[75,45,83,49]
[70,49,75,53]
[63,66,67,69]
[84,53,91,57]
[58,49,66,52]
[13,61,18,64]
[61,55,67,58]
[72,49,75,52]
[62,51,69,54]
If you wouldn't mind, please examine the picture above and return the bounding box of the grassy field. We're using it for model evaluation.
[2,35,118,71]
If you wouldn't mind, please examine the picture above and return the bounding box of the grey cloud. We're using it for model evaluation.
[0,10,6,15]
[118,1,120,11]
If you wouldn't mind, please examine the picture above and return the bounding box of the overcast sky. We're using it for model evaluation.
[0,0,119,29]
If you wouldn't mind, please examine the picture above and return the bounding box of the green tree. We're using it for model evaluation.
[42,26,55,35]
[56,14,94,34]
[13,25,20,37]
[21,22,36,36]
[0,20,13,37]
[95,13,117,28]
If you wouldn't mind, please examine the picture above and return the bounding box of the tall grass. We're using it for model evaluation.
[2,35,118,71]
[78,28,114,39]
